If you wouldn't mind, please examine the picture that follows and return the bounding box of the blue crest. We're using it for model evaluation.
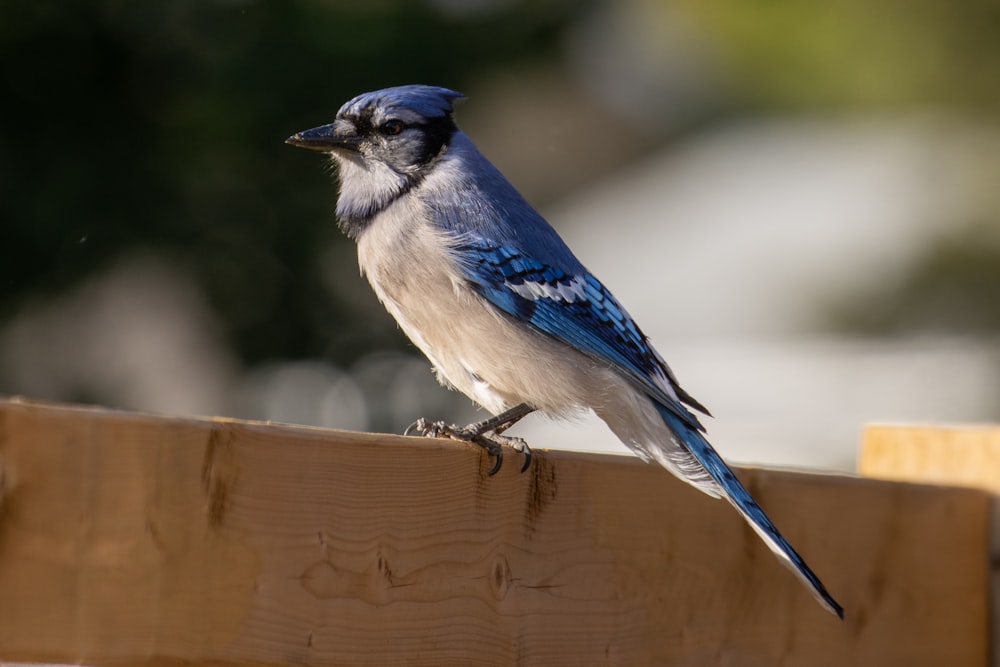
[338,85,465,121]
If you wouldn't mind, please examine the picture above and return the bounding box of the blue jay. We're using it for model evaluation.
[287,85,843,618]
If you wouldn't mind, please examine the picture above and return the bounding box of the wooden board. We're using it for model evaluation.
[860,423,1000,667]
[0,398,990,666]
[861,423,1000,492]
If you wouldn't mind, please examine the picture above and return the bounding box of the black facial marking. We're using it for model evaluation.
[339,107,455,166]
[337,214,372,240]
[349,107,376,135]
[413,116,457,165]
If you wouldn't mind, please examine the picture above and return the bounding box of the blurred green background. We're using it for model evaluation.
[2,0,998,467]
[1,0,583,366]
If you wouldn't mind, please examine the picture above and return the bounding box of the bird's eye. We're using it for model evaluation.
[379,120,405,136]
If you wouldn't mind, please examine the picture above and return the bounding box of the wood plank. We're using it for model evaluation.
[861,424,1000,492]
[860,423,1000,667]
[0,398,990,666]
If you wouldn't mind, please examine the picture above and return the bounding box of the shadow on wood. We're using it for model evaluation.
[0,398,989,666]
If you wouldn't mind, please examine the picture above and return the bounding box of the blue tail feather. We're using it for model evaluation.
[658,406,844,619]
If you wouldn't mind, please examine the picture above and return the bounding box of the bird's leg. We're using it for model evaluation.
[464,402,535,436]
[404,403,536,475]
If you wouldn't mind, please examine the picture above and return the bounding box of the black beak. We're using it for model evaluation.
[285,119,360,152]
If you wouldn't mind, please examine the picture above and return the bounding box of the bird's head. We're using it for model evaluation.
[287,85,465,232]
[287,85,464,171]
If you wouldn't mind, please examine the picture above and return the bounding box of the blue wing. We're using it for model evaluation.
[455,238,707,431]
[456,238,844,618]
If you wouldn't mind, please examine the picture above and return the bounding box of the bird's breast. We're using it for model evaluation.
[354,204,609,417]
[355,207,507,411]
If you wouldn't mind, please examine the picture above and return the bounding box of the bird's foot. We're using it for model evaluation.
[404,418,532,475]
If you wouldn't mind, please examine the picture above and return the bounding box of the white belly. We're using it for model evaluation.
[355,208,607,417]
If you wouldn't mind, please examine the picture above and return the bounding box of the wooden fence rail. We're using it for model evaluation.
[0,398,991,666]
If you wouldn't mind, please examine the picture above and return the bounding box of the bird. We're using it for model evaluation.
[286,84,843,619]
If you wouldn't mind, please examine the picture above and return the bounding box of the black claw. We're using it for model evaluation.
[470,434,504,476]
[403,415,533,475]
[487,449,503,476]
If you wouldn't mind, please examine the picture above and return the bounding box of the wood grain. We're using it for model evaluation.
[0,399,990,666]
